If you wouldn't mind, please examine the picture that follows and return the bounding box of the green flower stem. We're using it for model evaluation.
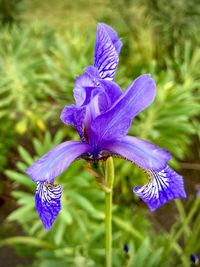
[105,157,114,267]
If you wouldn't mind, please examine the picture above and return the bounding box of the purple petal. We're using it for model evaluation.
[98,23,122,53]
[35,182,62,231]
[85,66,101,81]
[91,74,156,143]
[99,80,122,104]
[80,71,122,110]
[60,104,86,140]
[73,65,122,112]
[26,141,91,182]
[88,90,109,117]
[101,136,171,171]
[84,93,101,128]
[73,66,100,106]
[94,23,122,80]
[89,87,113,114]
[84,91,109,141]
[133,166,186,211]
[74,73,95,106]
[97,90,111,114]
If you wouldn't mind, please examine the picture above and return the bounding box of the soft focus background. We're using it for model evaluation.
[0,0,200,266]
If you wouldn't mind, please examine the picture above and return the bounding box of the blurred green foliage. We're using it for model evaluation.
[142,0,200,61]
[4,132,150,267]
[3,132,200,267]
[0,0,200,266]
[0,0,24,26]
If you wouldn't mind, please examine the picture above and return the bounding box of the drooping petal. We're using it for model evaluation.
[26,141,92,182]
[101,136,171,171]
[91,74,156,143]
[133,166,186,211]
[60,104,86,140]
[35,182,62,231]
[94,23,122,80]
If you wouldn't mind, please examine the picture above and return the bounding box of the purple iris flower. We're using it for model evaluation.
[26,23,186,231]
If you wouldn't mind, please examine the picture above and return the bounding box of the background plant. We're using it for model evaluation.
[3,132,200,267]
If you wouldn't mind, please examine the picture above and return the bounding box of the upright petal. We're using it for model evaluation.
[91,74,156,143]
[73,66,100,106]
[35,182,62,231]
[73,73,95,106]
[133,166,186,211]
[26,141,92,182]
[98,23,122,53]
[101,136,171,171]
[94,23,122,80]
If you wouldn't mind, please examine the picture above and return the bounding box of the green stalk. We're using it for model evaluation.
[105,157,114,267]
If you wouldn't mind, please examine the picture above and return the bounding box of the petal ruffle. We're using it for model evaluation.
[73,65,122,108]
[60,104,86,140]
[26,141,92,182]
[94,23,122,80]
[101,136,171,171]
[133,166,186,211]
[91,74,156,143]
[35,182,62,231]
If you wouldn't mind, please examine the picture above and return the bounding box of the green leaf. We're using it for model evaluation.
[5,170,34,190]
[132,238,150,267]
[60,204,73,225]
[18,146,34,165]
[54,130,65,145]
[68,191,104,220]
[11,191,33,204]
[54,219,66,246]
[7,204,35,222]
[44,131,52,151]
[113,216,144,240]
[33,138,43,156]
[0,237,53,249]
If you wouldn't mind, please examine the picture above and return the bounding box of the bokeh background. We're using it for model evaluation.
[0,0,200,266]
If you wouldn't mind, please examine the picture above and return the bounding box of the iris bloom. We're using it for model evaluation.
[26,23,186,231]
